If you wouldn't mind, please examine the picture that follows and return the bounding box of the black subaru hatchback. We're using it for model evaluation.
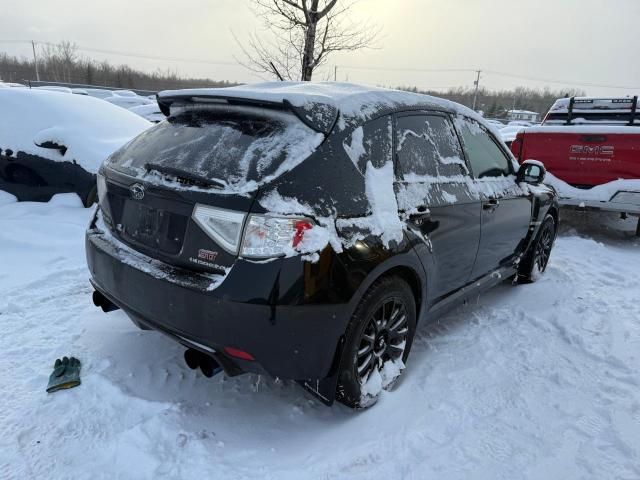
[86,82,558,408]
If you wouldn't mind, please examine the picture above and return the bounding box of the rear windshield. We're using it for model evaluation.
[107,105,323,193]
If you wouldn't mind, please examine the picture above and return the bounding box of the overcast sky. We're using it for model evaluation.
[1,0,638,96]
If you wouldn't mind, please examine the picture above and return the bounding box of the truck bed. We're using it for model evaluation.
[512,125,640,187]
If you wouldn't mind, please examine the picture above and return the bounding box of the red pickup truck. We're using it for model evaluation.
[510,96,640,235]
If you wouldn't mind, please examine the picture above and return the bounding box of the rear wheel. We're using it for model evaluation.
[518,214,556,283]
[336,276,416,409]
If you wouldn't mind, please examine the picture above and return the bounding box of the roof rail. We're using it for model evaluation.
[566,97,575,125]
[629,96,638,126]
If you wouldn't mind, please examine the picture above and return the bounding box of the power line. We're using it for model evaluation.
[336,64,477,74]
[0,39,237,67]
[484,70,640,91]
[3,39,639,91]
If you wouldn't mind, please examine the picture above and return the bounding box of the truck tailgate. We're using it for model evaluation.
[515,126,640,187]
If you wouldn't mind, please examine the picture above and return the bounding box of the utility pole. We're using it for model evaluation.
[31,40,40,81]
[472,69,481,111]
[334,65,337,82]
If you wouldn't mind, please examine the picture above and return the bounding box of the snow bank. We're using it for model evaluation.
[2,192,640,479]
[544,172,640,202]
[0,189,17,206]
[0,88,151,173]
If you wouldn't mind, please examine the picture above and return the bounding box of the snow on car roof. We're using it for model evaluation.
[0,88,151,173]
[549,96,639,112]
[158,82,482,130]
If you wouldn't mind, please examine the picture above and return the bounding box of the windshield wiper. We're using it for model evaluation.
[145,163,225,189]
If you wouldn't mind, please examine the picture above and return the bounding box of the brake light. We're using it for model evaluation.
[240,215,314,258]
[224,347,255,361]
[293,220,313,247]
[510,133,524,162]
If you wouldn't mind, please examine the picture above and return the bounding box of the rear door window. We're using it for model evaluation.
[108,106,323,192]
[343,115,393,172]
[456,118,512,178]
[395,114,468,179]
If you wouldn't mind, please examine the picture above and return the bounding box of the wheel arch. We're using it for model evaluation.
[326,255,427,376]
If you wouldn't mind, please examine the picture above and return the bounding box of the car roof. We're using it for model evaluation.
[158,82,475,133]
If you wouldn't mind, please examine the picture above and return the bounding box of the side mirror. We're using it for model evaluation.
[517,160,546,185]
[35,140,67,156]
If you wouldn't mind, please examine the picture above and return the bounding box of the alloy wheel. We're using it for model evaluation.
[356,298,409,384]
[534,224,553,273]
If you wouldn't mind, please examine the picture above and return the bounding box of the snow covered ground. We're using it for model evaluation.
[1,195,639,480]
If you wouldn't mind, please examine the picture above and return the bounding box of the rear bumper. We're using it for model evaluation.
[85,217,351,381]
[558,197,640,215]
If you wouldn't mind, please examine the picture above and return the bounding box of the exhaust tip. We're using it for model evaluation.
[92,290,119,312]
[184,349,200,370]
[184,348,222,378]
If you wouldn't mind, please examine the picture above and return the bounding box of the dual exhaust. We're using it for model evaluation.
[184,348,223,378]
[92,290,223,378]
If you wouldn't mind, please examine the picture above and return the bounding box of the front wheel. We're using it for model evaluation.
[336,276,416,409]
[518,214,556,283]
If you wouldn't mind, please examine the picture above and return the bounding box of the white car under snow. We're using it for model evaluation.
[0,88,151,205]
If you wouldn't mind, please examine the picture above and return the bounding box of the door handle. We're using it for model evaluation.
[408,205,430,225]
[483,198,500,211]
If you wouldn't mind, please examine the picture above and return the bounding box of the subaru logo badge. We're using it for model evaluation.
[129,183,145,200]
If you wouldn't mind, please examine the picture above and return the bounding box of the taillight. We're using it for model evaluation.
[192,204,246,254]
[191,205,314,258]
[96,173,108,207]
[292,220,313,247]
[510,133,524,162]
[240,215,314,258]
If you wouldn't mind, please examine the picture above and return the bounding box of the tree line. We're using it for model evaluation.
[399,85,586,119]
[1,42,584,117]
[0,41,235,91]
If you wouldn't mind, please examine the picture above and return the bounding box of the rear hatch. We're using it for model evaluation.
[100,103,324,274]
[514,127,640,187]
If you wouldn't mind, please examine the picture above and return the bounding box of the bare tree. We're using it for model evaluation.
[238,0,379,81]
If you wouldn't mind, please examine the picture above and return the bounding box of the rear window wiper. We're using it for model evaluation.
[145,163,225,189]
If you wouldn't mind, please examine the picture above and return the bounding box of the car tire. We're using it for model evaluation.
[83,185,97,208]
[518,214,556,283]
[336,276,416,409]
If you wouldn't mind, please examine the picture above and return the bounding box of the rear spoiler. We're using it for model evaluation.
[564,95,639,126]
[156,93,338,135]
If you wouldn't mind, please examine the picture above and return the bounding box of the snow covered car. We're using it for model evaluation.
[103,94,154,110]
[128,104,164,123]
[0,88,150,206]
[86,82,559,408]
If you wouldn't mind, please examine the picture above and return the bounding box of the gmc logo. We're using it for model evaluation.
[570,145,614,156]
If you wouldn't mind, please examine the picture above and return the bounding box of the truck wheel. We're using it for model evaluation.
[336,276,416,409]
[518,214,556,283]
